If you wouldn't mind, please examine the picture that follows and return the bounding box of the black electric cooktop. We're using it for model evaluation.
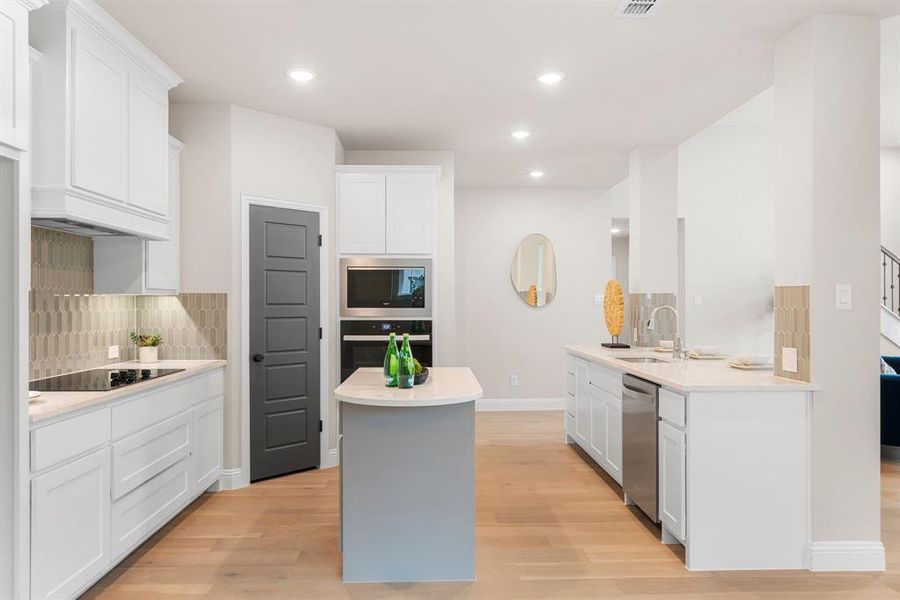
[30,368,185,392]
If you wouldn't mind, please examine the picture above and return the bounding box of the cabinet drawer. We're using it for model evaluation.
[111,410,192,500]
[565,411,576,439]
[31,408,110,472]
[111,455,191,560]
[192,369,224,403]
[565,392,575,417]
[588,363,621,398]
[660,388,686,428]
[111,378,192,440]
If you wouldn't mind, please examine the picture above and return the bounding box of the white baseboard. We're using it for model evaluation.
[476,398,564,412]
[216,467,249,491]
[321,447,340,469]
[808,541,885,571]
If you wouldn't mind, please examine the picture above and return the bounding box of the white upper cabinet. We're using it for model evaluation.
[385,174,434,254]
[29,0,182,240]
[0,0,38,152]
[94,136,182,294]
[337,166,439,256]
[338,173,386,254]
[128,67,169,215]
[70,21,129,202]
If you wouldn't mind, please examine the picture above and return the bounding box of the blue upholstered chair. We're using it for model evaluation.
[881,356,900,447]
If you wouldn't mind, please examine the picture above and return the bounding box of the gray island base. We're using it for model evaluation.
[336,367,483,583]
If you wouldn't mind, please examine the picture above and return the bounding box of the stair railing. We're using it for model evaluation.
[883,246,900,316]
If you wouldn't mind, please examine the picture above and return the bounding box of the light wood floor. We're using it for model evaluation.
[85,412,900,599]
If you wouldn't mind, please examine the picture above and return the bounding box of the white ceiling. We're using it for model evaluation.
[99,0,900,187]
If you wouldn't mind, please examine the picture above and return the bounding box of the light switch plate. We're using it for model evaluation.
[782,347,798,373]
[593,294,604,306]
[835,284,852,310]
[693,294,703,306]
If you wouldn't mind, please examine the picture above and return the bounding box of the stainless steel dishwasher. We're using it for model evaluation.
[622,373,660,523]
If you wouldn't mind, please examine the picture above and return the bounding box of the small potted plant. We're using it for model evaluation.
[131,332,163,364]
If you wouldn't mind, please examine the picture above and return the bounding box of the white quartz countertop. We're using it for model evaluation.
[336,367,483,407]
[29,360,227,424]
[565,345,820,393]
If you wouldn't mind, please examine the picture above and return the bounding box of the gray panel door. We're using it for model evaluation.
[250,205,320,481]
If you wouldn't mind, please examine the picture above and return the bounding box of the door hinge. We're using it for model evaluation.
[318,234,322,247]
[319,327,323,340]
[319,420,323,432]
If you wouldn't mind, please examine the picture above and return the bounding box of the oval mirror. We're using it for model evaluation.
[510,233,557,308]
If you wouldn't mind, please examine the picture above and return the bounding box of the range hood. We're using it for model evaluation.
[32,218,129,237]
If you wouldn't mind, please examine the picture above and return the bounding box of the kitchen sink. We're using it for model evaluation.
[616,357,669,364]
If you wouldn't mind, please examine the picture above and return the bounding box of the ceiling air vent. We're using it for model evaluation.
[615,0,664,17]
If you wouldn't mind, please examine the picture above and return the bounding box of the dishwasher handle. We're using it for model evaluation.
[622,384,656,403]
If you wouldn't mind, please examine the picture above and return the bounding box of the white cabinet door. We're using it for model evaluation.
[31,448,110,600]
[338,173,386,254]
[659,420,686,542]
[385,174,434,254]
[574,360,590,446]
[145,139,181,292]
[588,386,607,463]
[192,395,223,493]
[0,0,28,150]
[128,68,169,216]
[603,395,623,484]
[70,23,129,202]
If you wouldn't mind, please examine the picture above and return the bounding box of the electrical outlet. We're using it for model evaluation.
[782,347,798,373]
[509,374,519,387]
[593,294,604,306]
[108,345,119,360]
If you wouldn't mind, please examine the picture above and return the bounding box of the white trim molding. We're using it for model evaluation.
[215,468,248,491]
[240,194,331,487]
[476,398,565,412]
[808,541,886,572]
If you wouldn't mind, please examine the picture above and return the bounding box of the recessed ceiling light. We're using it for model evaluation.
[536,71,565,85]
[530,170,545,179]
[511,129,531,140]
[287,68,317,82]
[611,227,622,234]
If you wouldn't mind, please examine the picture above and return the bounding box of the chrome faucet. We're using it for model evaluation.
[646,305,686,360]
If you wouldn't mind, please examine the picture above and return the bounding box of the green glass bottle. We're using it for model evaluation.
[398,333,415,389]
[383,332,399,387]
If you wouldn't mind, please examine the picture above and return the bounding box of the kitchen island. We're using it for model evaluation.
[564,345,822,571]
[335,367,483,583]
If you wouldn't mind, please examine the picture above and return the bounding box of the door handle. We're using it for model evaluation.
[252,353,265,363]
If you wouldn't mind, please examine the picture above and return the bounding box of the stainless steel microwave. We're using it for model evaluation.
[340,258,432,318]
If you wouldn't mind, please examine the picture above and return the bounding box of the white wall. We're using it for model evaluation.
[677,88,776,355]
[883,149,900,257]
[455,187,610,399]
[170,104,231,293]
[171,103,343,475]
[776,15,882,554]
[343,150,457,365]
[628,146,678,294]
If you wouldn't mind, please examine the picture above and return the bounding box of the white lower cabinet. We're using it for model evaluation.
[602,395,623,484]
[565,353,624,485]
[659,420,686,543]
[192,395,224,493]
[111,456,192,560]
[31,448,111,600]
[29,368,225,599]
[573,359,590,446]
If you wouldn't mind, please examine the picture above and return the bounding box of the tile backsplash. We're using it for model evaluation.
[29,226,227,380]
[628,293,678,348]
[774,285,811,383]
